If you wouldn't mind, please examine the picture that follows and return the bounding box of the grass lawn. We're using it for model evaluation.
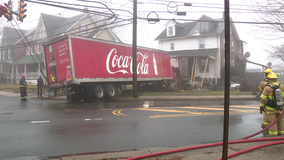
[0,83,38,93]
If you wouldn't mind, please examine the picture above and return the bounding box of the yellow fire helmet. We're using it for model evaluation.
[264,68,272,73]
[267,72,278,79]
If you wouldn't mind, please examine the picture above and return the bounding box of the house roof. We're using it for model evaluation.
[155,15,242,42]
[0,27,28,47]
[168,48,218,58]
[12,54,44,65]
[155,21,198,40]
[41,13,86,37]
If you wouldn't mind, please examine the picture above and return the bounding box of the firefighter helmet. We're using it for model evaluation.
[21,75,25,78]
[267,72,278,79]
[264,68,272,73]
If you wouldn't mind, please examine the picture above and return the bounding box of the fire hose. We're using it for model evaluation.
[126,111,284,160]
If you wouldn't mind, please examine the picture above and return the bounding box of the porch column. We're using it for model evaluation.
[11,65,14,83]
[24,64,26,76]
[16,65,18,84]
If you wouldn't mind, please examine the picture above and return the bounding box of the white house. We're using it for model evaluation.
[155,15,246,86]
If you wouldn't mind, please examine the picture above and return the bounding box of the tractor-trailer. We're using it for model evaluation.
[43,35,173,102]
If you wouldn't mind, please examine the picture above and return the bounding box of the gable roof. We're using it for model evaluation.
[0,27,28,47]
[155,21,197,40]
[155,15,242,42]
[41,13,86,37]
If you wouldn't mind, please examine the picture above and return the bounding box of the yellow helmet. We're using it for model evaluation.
[264,68,272,73]
[267,72,278,79]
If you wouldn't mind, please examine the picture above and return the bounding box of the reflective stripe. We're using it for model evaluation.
[266,106,277,110]
[263,122,269,125]
[260,103,265,107]
[278,131,284,135]
[20,85,26,87]
[268,95,273,99]
[261,94,267,99]
[269,131,278,135]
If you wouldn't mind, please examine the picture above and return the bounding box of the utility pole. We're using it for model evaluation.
[132,0,137,98]
[222,0,230,159]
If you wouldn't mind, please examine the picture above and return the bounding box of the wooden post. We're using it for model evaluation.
[192,57,198,87]
[200,57,209,87]
[191,57,196,84]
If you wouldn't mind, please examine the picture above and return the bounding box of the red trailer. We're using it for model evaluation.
[43,35,173,102]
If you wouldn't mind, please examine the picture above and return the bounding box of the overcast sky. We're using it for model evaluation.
[3,0,281,70]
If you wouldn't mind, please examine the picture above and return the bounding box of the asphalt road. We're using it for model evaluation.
[0,96,263,160]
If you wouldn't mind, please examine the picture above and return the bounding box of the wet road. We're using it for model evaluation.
[0,96,263,159]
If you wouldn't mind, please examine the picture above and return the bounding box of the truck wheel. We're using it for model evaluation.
[94,85,104,100]
[105,84,116,99]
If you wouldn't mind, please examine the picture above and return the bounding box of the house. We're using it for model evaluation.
[1,13,121,84]
[0,27,28,83]
[270,65,284,83]
[155,15,246,86]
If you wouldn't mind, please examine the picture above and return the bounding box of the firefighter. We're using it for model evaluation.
[258,68,272,130]
[260,72,284,136]
[20,75,28,101]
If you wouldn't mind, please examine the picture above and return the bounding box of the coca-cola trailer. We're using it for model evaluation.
[42,34,173,102]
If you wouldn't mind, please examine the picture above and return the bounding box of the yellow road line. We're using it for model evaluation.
[112,105,259,118]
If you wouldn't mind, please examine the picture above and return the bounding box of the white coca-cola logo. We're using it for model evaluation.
[106,48,150,75]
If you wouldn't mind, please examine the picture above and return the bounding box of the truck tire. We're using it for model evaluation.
[105,84,116,99]
[94,85,104,100]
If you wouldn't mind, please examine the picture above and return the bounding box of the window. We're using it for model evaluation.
[231,41,234,51]
[38,44,41,53]
[199,39,205,49]
[2,50,6,60]
[238,43,241,53]
[168,26,173,36]
[223,38,225,48]
[231,60,234,66]
[202,22,208,31]
[170,43,174,50]
[40,29,43,36]
[80,24,86,34]
[8,49,11,59]
[199,58,209,73]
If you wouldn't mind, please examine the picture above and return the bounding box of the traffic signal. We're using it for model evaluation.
[3,10,12,21]
[3,1,12,21]
[18,0,26,22]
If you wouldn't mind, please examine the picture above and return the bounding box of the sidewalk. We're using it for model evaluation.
[49,136,284,160]
[2,90,282,160]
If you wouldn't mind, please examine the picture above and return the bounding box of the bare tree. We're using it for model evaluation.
[251,0,284,63]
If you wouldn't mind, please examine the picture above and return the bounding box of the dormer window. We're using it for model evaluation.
[202,22,208,32]
[167,26,175,36]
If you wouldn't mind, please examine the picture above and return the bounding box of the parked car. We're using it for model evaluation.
[230,82,240,89]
